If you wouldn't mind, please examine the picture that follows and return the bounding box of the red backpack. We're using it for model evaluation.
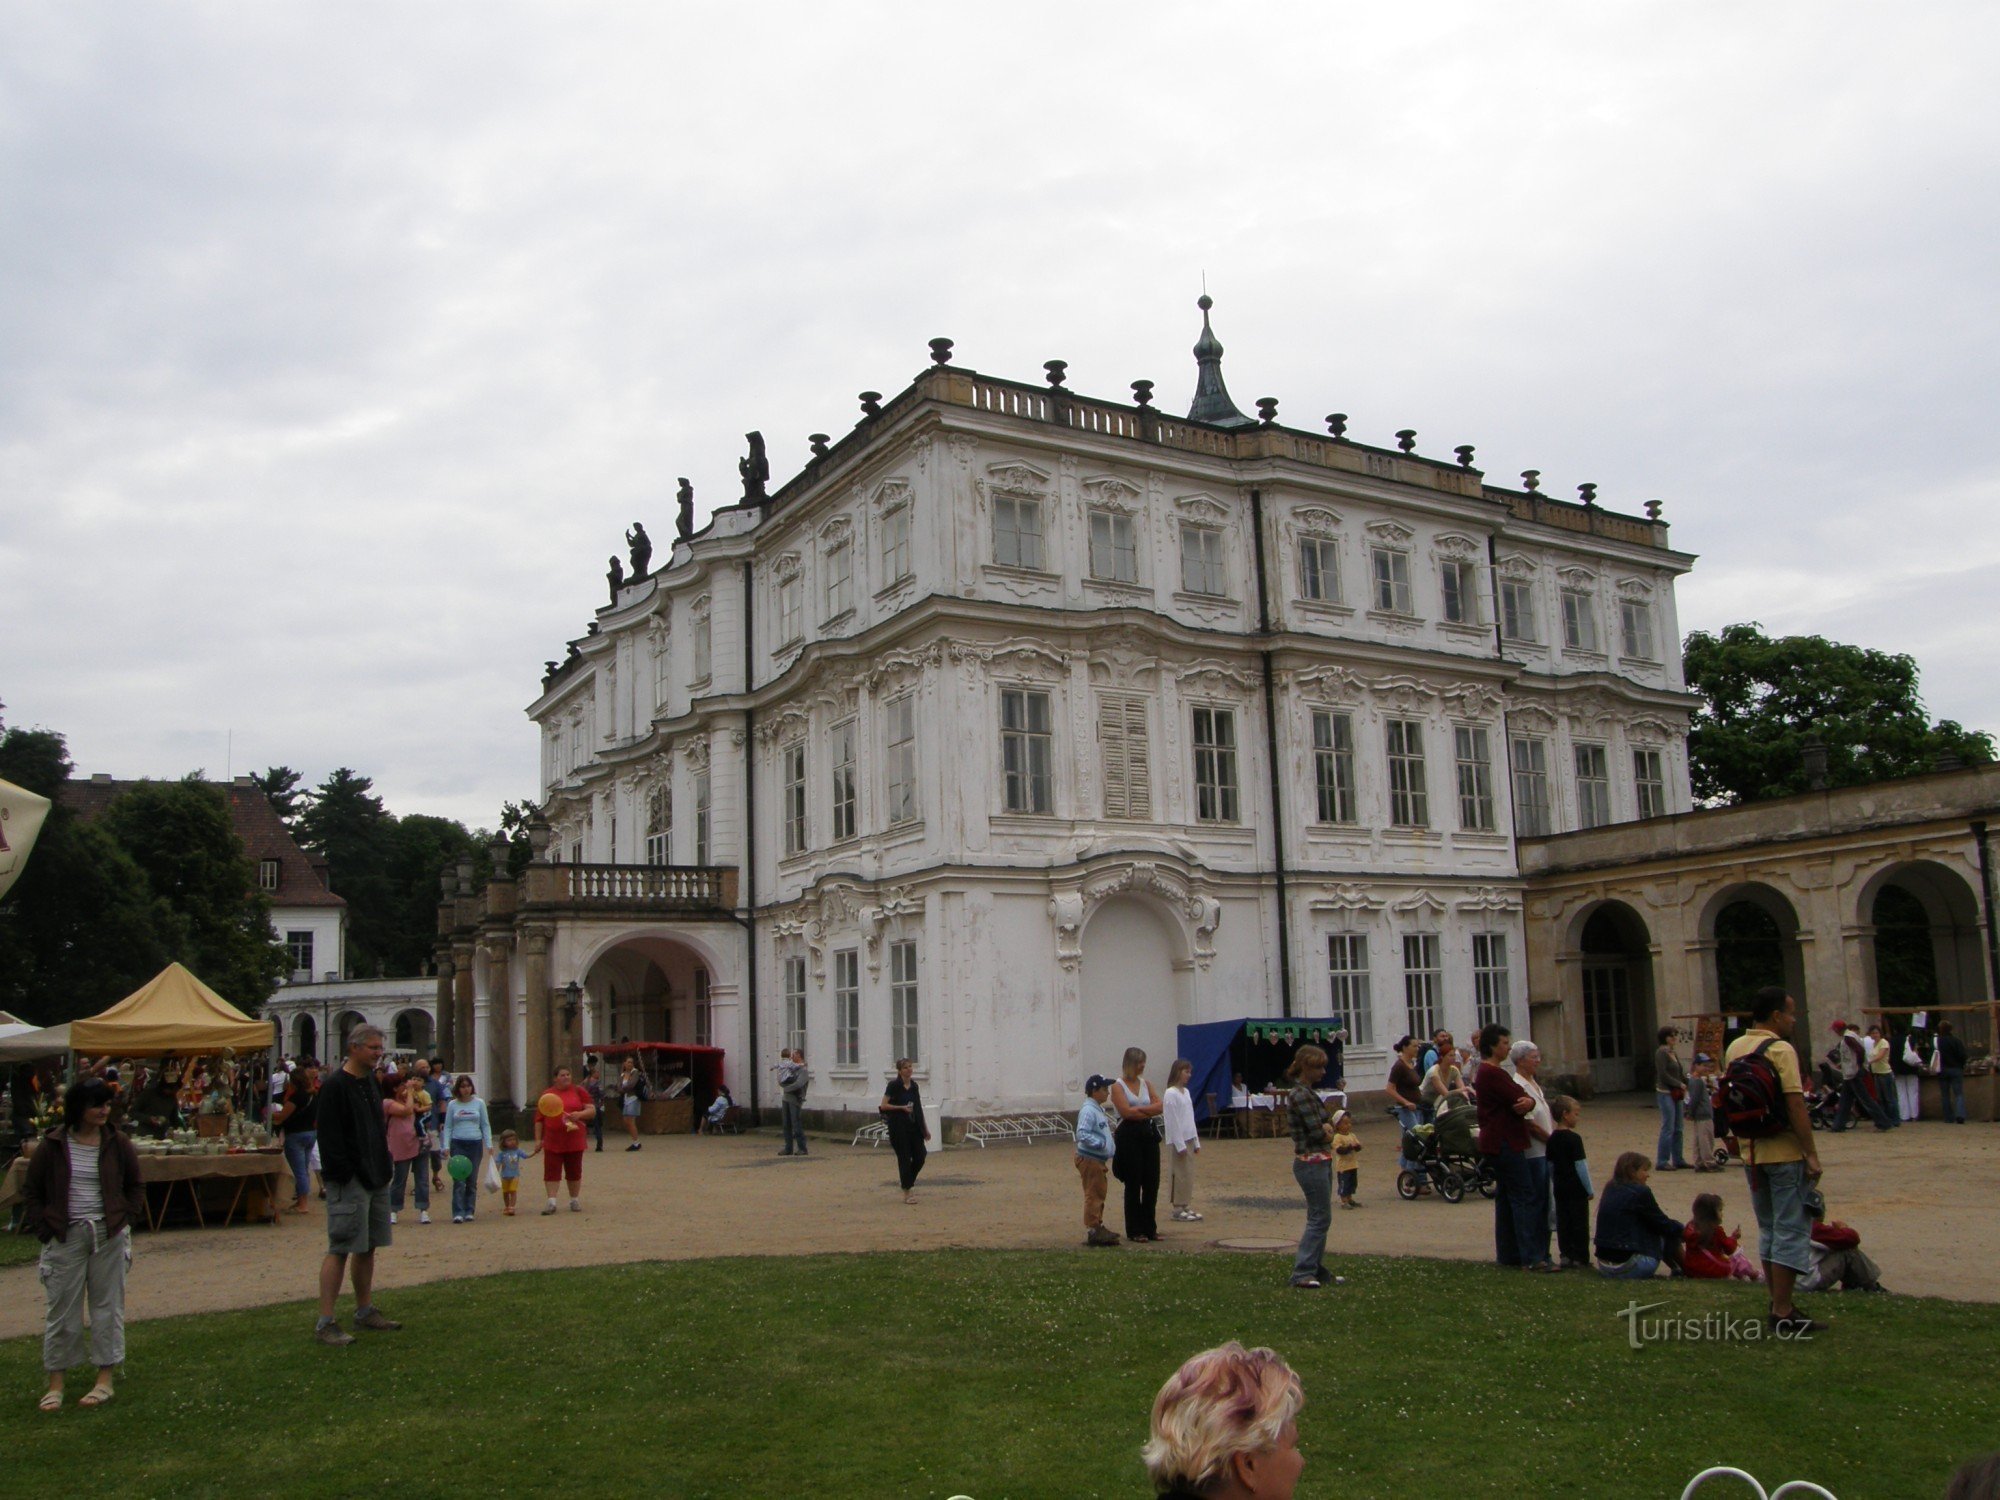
[1716,1038,1791,1139]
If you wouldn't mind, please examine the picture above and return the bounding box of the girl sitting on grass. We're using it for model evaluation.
[1681,1192,1763,1282]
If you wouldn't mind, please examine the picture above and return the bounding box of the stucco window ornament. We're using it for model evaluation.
[864,640,944,695]
[963,639,1070,681]
[1048,859,1222,971]
[861,886,925,976]
[1505,699,1560,735]
[1310,882,1386,914]
[681,736,711,771]
[1442,682,1506,721]
[1364,519,1416,546]
[1293,505,1343,537]
[1080,475,1142,512]
[1393,889,1449,919]
[1366,673,1440,717]
[753,704,811,748]
[1173,492,1231,526]
[1455,887,1522,915]
[1176,660,1259,697]
[871,477,914,514]
[1292,665,1366,704]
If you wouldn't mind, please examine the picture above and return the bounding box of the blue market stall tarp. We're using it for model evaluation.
[1177,1018,1352,1123]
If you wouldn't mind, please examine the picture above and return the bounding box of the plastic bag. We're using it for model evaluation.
[481,1155,501,1194]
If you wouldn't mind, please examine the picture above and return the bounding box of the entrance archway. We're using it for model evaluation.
[392,1008,434,1054]
[579,936,711,1051]
[1078,897,1189,1083]
[293,1013,317,1060]
[1860,859,1991,1050]
[334,1010,367,1055]
[1705,883,1807,1019]
[1575,902,1655,1092]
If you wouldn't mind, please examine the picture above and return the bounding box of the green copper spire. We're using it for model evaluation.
[1186,293,1254,428]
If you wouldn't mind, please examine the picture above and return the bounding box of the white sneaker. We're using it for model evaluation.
[389,1212,397,1225]
[569,1198,582,1212]
[419,1212,431,1225]
[452,1215,465,1224]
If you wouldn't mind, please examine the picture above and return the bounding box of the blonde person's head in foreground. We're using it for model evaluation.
[1142,1342,1305,1498]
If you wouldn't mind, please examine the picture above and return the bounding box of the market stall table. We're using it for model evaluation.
[0,1149,285,1233]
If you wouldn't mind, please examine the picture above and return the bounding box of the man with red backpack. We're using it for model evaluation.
[1720,987,1825,1337]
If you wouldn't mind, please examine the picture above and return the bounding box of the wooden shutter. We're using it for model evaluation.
[1099,693,1150,819]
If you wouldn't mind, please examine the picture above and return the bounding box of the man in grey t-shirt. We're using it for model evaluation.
[778,1049,810,1157]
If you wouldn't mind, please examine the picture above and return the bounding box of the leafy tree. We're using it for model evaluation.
[297,768,396,977]
[100,779,289,1010]
[251,765,313,830]
[1684,623,1995,805]
[382,814,483,974]
[0,729,177,1025]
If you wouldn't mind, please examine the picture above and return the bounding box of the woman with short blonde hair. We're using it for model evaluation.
[1142,1342,1306,1498]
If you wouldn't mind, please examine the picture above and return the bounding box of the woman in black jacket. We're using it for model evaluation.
[21,1078,145,1412]
[1593,1151,1684,1280]
[878,1057,930,1202]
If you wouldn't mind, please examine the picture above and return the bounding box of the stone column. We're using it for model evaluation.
[451,943,475,1071]
[433,951,457,1063]
[521,926,553,1100]
[482,935,514,1105]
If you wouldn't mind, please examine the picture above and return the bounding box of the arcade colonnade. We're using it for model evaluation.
[1519,765,2000,1094]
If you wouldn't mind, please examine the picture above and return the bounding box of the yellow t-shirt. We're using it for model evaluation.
[1722,1027,1805,1165]
[1868,1038,1893,1075]
[1332,1128,1363,1164]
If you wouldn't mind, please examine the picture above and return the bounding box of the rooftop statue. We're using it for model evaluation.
[607,554,625,602]
[739,431,769,504]
[626,521,652,581]
[676,477,694,541]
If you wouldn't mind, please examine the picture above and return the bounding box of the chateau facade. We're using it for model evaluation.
[441,304,1697,1122]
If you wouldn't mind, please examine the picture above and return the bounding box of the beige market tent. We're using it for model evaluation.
[67,963,276,1056]
[0,1022,69,1061]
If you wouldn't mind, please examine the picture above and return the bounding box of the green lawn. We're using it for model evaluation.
[0,1232,38,1268]
[2,1250,1990,1498]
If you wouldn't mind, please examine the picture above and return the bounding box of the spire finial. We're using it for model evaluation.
[1186,291,1253,428]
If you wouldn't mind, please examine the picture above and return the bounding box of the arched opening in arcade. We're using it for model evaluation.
[1861,859,1992,1052]
[392,1007,434,1056]
[1575,901,1657,1093]
[574,933,728,1131]
[334,1010,367,1056]
[292,1013,317,1061]
[1706,883,1808,1019]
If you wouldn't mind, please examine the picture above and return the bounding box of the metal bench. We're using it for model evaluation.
[851,1121,890,1148]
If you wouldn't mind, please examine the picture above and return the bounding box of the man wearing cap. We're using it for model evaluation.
[1828,1021,1891,1132]
[1074,1076,1119,1247]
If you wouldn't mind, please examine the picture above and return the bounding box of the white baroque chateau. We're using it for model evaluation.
[438,302,1698,1123]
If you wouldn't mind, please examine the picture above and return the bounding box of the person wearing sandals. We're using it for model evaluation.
[1162,1059,1203,1223]
[22,1078,144,1412]
[1284,1045,1337,1289]
[1110,1048,1164,1242]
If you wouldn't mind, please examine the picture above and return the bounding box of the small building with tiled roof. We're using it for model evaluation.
[67,774,348,996]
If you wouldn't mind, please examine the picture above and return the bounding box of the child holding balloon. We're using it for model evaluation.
[494,1130,527,1215]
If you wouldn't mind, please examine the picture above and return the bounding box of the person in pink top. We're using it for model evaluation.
[382,1074,431,1226]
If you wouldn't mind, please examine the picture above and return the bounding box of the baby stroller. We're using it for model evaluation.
[1804,1065,1842,1133]
[1432,1092,1497,1199]
[1395,1120,1469,1201]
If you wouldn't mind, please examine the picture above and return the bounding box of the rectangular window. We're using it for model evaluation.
[834,949,860,1067]
[885,694,918,827]
[1620,598,1656,659]
[645,785,671,865]
[1088,510,1138,584]
[1298,537,1340,603]
[992,495,1044,571]
[1575,742,1611,829]
[1453,725,1496,832]
[286,930,314,975]
[694,968,711,1048]
[1179,524,1226,596]
[1633,748,1666,820]
[1561,588,1598,652]
[1098,692,1152,820]
[824,539,854,618]
[1500,579,1537,643]
[693,771,711,865]
[692,613,712,684]
[783,956,807,1055]
[1371,547,1413,614]
[1327,934,1372,1047]
[259,858,281,892]
[1511,736,1550,836]
[782,740,808,856]
[830,719,858,843]
[1402,933,1441,1039]
[890,939,919,1065]
[777,574,802,645]
[1472,933,1510,1029]
[1440,559,1478,624]
[1000,687,1053,814]
[881,507,911,584]
[1386,719,1429,828]
[653,636,671,707]
[1191,706,1240,823]
[1311,709,1356,825]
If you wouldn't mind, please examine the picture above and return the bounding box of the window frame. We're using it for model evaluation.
[834,948,860,1068]
[884,693,919,828]
[1560,586,1599,652]
[992,493,1046,571]
[1191,705,1241,823]
[824,536,854,619]
[1453,723,1497,832]
[1619,597,1657,660]
[1385,718,1429,829]
[777,572,803,646]
[1327,933,1372,1047]
[286,930,314,976]
[693,770,711,865]
[782,739,809,856]
[829,718,858,844]
[1402,932,1442,1039]
[1499,578,1538,643]
[1574,741,1612,830]
[1510,735,1551,837]
[1311,708,1356,825]
[880,504,912,586]
[1472,932,1509,1029]
[1088,508,1138,585]
[1633,747,1666,820]
[783,955,807,1056]
[1298,536,1341,604]
[1000,686,1054,815]
[1179,522,1227,597]
[645,784,672,866]
[1439,558,1479,625]
[890,939,919,1065]
[1370,546,1414,615]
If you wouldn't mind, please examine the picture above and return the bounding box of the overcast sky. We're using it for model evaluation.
[4,2,1996,829]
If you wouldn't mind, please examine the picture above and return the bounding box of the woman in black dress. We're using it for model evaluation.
[879,1058,930,1202]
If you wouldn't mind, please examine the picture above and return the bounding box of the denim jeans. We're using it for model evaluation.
[1291,1158,1332,1284]
[449,1140,482,1218]
[282,1130,316,1202]
[1598,1254,1662,1279]
[1524,1155,1553,1266]
[1833,1075,1891,1131]
[1491,1147,1542,1267]
[781,1098,807,1153]
[389,1156,430,1213]
[1875,1075,1900,1124]
[1655,1091,1686,1167]
[1941,1070,1966,1122]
